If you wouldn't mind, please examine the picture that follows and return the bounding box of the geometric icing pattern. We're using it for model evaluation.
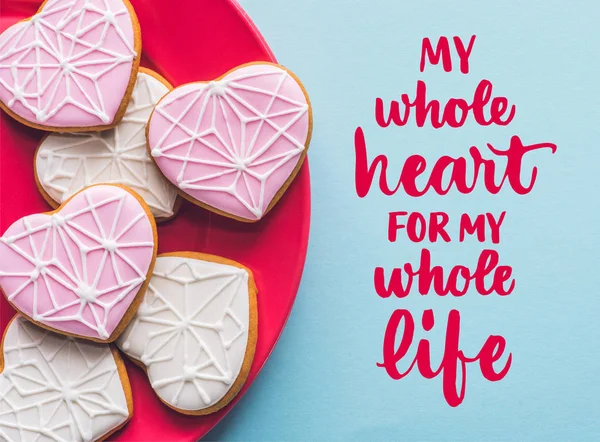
[0,0,137,129]
[36,71,178,219]
[0,316,130,442]
[148,63,311,221]
[117,254,255,413]
[0,185,156,341]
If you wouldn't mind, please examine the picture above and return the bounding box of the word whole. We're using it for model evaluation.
[354,36,557,407]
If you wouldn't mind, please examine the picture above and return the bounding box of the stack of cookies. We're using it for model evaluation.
[0,0,312,440]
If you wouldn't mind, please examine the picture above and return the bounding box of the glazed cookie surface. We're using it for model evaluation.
[0,0,141,131]
[147,62,312,222]
[117,253,257,415]
[0,316,132,442]
[0,184,157,342]
[35,69,179,221]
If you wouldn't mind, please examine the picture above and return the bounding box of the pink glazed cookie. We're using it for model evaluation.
[0,0,142,132]
[0,184,157,343]
[147,62,312,222]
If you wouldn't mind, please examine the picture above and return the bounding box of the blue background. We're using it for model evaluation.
[208,1,600,440]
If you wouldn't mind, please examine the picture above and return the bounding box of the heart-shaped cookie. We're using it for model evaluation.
[116,252,257,415]
[35,69,179,221]
[0,184,157,342]
[0,315,132,442]
[147,62,312,222]
[0,0,141,132]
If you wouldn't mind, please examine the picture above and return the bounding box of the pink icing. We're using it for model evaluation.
[148,63,310,221]
[0,0,136,128]
[0,185,155,340]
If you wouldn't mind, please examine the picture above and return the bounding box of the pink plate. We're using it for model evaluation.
[0,0,311,440]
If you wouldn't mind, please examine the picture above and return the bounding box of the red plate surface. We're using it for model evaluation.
[0,0,311,440]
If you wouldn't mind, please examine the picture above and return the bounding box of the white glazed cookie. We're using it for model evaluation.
[0,316,132,442]
[35,69,179,221]
[116,253,258,415]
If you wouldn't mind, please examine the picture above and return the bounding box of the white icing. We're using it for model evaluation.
[117,255,253,412]
[35,72,178,220]
[0,316,129,442]
[0,0,137,124]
